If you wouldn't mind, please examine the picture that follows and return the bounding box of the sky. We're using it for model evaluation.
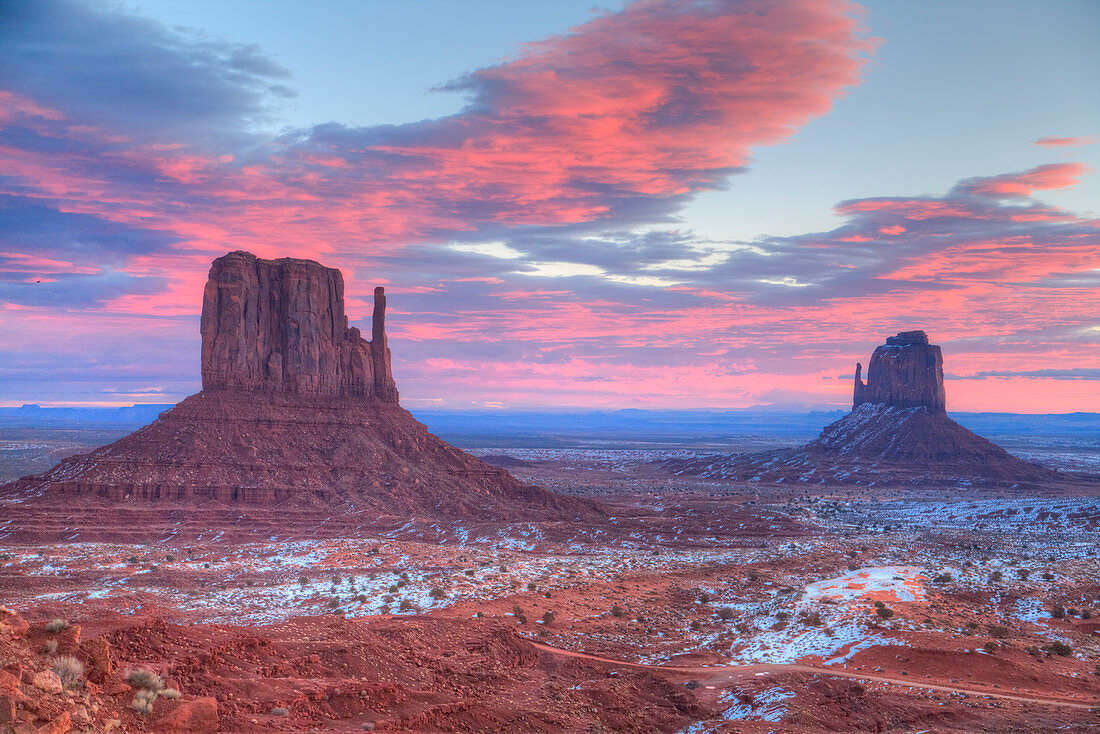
[0,0,1097,412]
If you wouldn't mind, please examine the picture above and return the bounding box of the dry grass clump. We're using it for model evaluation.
[45,618,70,633]
[42,639,59,655]
[53,655,85,688]
[161,688,181,699]
[131,689,157,714]
[127,669,165,692]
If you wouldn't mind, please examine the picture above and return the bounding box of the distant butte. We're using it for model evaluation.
[665,330,1062,486]
[0,251,596,535]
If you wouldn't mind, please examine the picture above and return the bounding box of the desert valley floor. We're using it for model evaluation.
[1,431,1099,733]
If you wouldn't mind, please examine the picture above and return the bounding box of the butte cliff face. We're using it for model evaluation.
[665,330,1059,486]
[853,330,945,414]
[200,251,397,401]
[1,252,594,533]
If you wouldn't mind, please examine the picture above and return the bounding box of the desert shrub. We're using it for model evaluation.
[804,611,823,626]
[356,594,368,603]
[368,546,380,556]
[1048,641,1072,656]
[527,582,537,591]
[513,604,524,616]
[775,611,790,621]
[382,594,394,604]
[475,611,483,618]
[517,615,528,625]
[1082,609,1092,619]
[1026,645,1042,656]
[983,641,998,654]
[873,600,886,609]
[610,605,625,618]
[716,607,735,621]
[396,580,406,588]
[399,600,414,612]
[53,655,84,688]
[464,569,475,576]
[43,639,59,654]
[272,707,290,716]
[544,590,552,599]
[128,556,139,564]
[1017,569,1030,580]
[132,689,157,714]
[933,573,952,584]
[128,669,165,692]
[1052,605,1066,619]
[542,611,555,624]
[1042,571,1054,581]
[988,625,1009,639]
[698,591,711,604]
[429,587,446,599]
[1068,608,1079,616]
[689,620,702,631]
[45,618,70,633]
[875,606,894,620]
[388,585,399,594]
[161,688,181,700]
[989,571,1003,582]
[747,572,759,582]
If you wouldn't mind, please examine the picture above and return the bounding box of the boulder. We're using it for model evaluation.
[81,638,113,683]
[152,696,218,734]
[31,671,61,695]
[0,607,29,640]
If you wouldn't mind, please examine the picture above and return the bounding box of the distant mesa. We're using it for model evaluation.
[0,251,595,531]
[665,330,1062,486]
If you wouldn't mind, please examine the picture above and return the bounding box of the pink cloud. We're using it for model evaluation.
[955,162,1087,199]
[1033,135,1098,148]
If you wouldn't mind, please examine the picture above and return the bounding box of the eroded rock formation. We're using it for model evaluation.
[200,251,397,401]
[665,329,1060,486]
[853,330,945,414]
[0,251,595,529]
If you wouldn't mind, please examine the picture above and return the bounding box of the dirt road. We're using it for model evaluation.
[528,640,1100,711]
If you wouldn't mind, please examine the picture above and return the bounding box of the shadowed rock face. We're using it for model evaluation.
[200,251,397,402]
[854,330,945,414]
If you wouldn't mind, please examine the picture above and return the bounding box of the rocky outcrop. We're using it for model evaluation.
[853,330,945,414]
[0,251,596,528]
[200,251,397,401]
[665,330,1060,486]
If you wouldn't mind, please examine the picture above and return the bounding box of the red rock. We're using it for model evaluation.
[854,330,946,414]
[0,251,598,529]
[31,710,70,734]
[152,696,218,734]
[666,329,1060,485]
[200,251,397,401]
[0,607,29,640]
[31,671,62,695]
[81,638,113,684]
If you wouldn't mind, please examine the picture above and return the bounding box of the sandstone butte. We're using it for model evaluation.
[0,251,596,529]
[666,330,1060,485]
